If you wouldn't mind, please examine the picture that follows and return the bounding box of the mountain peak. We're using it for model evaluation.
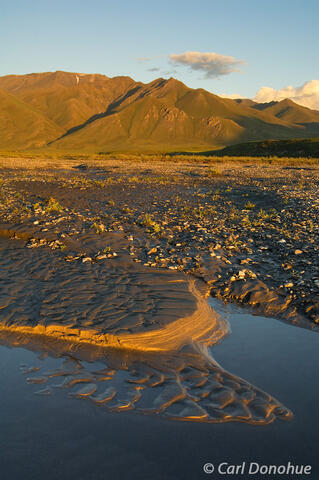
[277,98,296,107]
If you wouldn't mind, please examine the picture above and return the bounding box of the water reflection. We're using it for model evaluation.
[0,328,292,424]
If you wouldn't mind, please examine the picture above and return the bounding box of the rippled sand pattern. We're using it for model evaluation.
[0,236,292,424]
[0,236,225,351]
[14,342,291,424]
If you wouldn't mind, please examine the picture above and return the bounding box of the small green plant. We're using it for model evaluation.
[245,201,255,209]
[32,202,42,212]
[94,180,107,188]
[122,206,133,214]
[207,168,222,177]
[46,197,63,212]
[308,219,314,232]
[90,221,105,234]
[257,208,268,219]
[140,214,161,234]
[128,175,140,182]
[242,214,251,228]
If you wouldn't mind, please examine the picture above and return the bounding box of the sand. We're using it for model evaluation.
[0,232,291,424]
[0,232,225,351]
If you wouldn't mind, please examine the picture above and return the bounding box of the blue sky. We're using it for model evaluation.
[1,0,319,103]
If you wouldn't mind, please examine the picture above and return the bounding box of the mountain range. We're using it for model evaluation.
[1,70,319,152]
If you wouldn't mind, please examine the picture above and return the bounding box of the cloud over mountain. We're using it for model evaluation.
[169,51,246,78]
[254,80,319,110]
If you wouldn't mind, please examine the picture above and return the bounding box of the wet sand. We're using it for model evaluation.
[0,235,223,352]
[0,234,290,424]
[0,307,318,480]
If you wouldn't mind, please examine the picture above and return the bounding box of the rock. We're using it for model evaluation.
[73,164,88,170]
[240,258,251,264]
[95,254,107,260]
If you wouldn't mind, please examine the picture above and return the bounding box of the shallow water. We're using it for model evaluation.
[0,235,290,425]
[1,304,318,480]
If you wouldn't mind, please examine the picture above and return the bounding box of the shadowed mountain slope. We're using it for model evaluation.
[251,98,319,124]
[0,71,136,131]
[211,137,319,158]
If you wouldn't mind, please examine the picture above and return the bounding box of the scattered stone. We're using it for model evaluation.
[0,160,318,326]
[95,254,107,260]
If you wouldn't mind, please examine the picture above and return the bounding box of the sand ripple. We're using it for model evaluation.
[0,234,292,424]
[12,339,292,424]
[0,236,225,351]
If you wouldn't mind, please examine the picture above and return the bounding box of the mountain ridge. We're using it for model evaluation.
[1,71,319,151]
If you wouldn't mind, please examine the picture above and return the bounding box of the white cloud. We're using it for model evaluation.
[169,51,246,78]
[254,80,319,110]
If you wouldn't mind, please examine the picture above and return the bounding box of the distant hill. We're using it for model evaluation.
[1,71,319,152]
[211,138,319,158]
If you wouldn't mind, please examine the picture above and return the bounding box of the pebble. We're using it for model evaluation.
[95,254,107,260]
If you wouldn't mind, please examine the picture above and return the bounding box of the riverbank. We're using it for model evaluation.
[0,156,318,326]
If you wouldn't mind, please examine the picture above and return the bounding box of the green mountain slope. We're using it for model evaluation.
[0,88,63,149]
[0,71,136,130]
[252,98,319,124]
[1,71,319,152]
